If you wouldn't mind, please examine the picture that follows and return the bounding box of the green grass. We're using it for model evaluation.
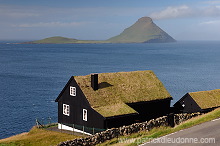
[189,89,220,109]
[0,126,81,146]
[75,70,171,117]
[97,108,220,146]
[32,36,78,44]
[31,36,110,44]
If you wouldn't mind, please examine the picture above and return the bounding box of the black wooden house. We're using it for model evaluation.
[55,70,172,133]
[173,89,220,113]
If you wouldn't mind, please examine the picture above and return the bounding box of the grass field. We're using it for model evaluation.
[31,36,110,44]
[0,126,81,146]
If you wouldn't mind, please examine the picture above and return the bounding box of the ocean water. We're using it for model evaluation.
[1,41,220,139]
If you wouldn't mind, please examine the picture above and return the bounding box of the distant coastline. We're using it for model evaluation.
[22,37,111,44]
[23,17,176,44]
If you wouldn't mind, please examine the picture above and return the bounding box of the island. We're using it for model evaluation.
[26,17,176,44]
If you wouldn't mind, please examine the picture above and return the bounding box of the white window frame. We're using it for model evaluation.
[63,104,70,116]
[70,86,76,96]
[83,109,87,121]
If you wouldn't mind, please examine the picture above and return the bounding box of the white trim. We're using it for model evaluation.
[83,109,87,121]
[58,123,92,135]
[63,104,70,116]
[70,86,76,96]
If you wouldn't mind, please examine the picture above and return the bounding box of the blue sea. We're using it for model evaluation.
[1,41,220,139]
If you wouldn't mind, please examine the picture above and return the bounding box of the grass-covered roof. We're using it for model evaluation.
[74,70,171,117]
[189,89,220,109]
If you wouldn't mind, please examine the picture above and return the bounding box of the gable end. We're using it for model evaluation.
[174,93,201,113]
[55,76,75,102]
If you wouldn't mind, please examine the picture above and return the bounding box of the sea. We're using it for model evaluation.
[0,41,220,139]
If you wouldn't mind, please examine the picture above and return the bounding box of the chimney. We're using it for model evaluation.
[91,73,98,91]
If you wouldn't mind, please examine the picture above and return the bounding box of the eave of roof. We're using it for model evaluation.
[94,102,138,117]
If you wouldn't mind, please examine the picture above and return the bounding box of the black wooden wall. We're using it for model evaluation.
[56,77,105,129]
[105,113,139,129]
[127,98,172,122]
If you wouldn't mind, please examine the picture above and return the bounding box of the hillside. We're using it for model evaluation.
[0,126,81,146]
[31,36,78,44]
[107,17,176,43]
[26,17,175,44]
[29,36,109,44]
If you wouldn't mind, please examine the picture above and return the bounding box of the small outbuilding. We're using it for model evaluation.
[55,70,172,134]
[173,89,220,113]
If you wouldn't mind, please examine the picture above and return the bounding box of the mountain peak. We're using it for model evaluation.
[108,16,176,43]
[137,17,153,23]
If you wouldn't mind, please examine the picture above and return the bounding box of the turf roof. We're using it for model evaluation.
[189,89,220,109]
[74,70,171,117]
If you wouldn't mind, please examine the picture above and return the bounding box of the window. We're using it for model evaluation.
[182,101,185,107]
[70,86,76,96]
[83,109,87,121]
[63,104,70,116]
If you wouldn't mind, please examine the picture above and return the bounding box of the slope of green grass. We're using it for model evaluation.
[32,36,78,44]
[0,126,81,146]
[31,36,110,44]
[107,17,175,43]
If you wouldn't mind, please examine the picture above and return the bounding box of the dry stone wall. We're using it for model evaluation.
[57,113,202,146]
[174,112,201,125]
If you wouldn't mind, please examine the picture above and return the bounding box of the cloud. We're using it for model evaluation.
[200,20,220,25]
[203,0,220,5]
[150,5,220,20]
[150,5,193,19]
[0,5,40,19]
[0,4,151,27]
[13,21,85,28]
[203,5,220,16]
[3,12,39,18]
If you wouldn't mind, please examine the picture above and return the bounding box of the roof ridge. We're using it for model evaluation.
[74,70,171,117]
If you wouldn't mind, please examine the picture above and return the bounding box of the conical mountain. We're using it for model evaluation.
[107,17,175,43]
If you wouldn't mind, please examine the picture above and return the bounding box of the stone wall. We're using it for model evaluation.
[174,112,202,125]
[57,113,201,146]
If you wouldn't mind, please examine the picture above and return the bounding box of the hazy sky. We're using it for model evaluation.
[1,0,220,41]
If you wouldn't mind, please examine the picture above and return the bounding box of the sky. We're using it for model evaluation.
[1,0,220,41]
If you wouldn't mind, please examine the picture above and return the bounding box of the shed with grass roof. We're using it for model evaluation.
[55,70,172,134]
[173,89,220,113]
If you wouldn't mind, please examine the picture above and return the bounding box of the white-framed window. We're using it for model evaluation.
[182,101,185,107]
[83,109,87,121]
[63,104,70,116]
[70,86,76,96]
